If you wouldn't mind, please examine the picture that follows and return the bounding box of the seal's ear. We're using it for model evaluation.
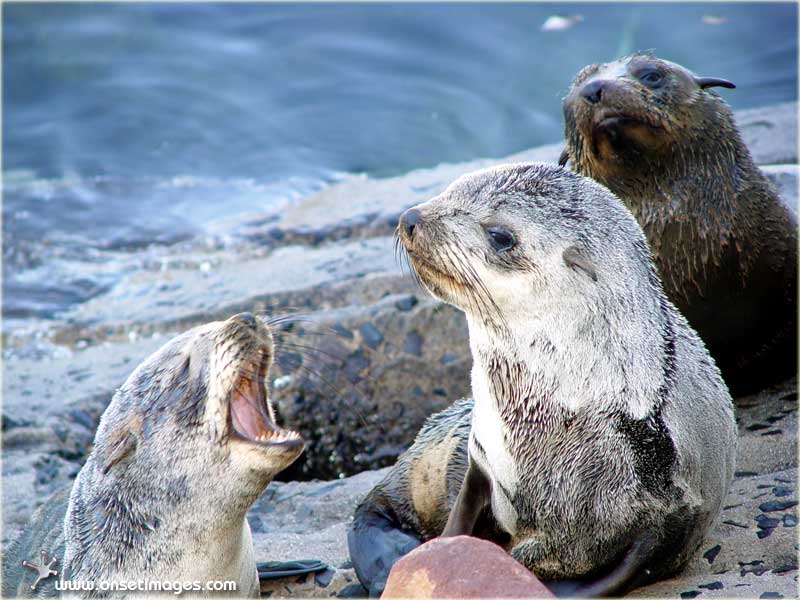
[694,77,736,90]
[102,414,142,473]
[558,149,570,167]
[563,245,598,282]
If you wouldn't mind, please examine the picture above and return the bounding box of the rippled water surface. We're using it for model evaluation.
[4,2,798,323]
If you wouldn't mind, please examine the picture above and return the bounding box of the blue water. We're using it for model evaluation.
[3,2,798,322]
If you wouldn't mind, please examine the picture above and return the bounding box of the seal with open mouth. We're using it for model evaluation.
[349,163,736,597]
[2,313,304,598]
[561,52,797,395]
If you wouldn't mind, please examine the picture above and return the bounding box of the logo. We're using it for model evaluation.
[22,549,58,590]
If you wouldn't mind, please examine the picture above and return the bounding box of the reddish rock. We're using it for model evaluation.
[382,536,555,598]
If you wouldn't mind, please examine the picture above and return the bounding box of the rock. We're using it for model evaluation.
[382,536,555,598]
[249,468,387,569]
[759,500,799,513]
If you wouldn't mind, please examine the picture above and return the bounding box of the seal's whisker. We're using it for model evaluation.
[264,313,317,327]
[250,307,313,320]
[441,244,494,327]
[452,244,509,331]
[262,315,352,343]
[272,353,371,430]
[274,341,347,367]
[393,232,405,273]
[404,249,424,289]
[272,328,344,341]
[394,231,425,289]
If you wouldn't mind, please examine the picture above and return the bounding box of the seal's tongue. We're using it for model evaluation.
[231,376,271,439]
[230,371,300,445]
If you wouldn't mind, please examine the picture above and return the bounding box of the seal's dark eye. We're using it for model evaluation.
[485,226,516,252]
[638,69,664,87]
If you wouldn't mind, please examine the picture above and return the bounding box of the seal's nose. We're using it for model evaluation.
[580,80,606,104]
[236,312,259,330]
[401,208,422,238]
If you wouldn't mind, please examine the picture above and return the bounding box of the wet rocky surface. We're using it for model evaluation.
[2,102,797,598]
[257,379,798,598]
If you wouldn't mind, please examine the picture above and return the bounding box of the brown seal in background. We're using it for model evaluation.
[561,52,797,395]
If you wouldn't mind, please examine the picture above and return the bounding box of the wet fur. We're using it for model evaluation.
[349,163,736,596]
[562,52,797,395]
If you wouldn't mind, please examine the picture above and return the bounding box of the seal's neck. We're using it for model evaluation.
[572,107,756,302]
[466,292,668,422]
[65,458,259,583]
[593,138,746,229]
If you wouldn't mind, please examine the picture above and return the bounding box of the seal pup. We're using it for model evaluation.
[561,52,797,395]
[349,163,736,596]
[2,313,304,598]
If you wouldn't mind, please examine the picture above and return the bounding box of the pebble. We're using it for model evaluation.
[703,545,721,564]
[759,500,798,513]
[698,581,724,590]
[755,515,781,528]
[314,568,335,588]
[723,520,748,528]
[394,296,418,312]
[403,332,423,356]
[358,323,384,349]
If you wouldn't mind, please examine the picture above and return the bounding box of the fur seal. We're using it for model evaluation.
[349,163,737,596]
[2,313,304,598]
[561,52,797,395]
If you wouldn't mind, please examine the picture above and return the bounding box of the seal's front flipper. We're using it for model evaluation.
[545,531,660,598]
[256,559,327,580]
[348,505,422,597]
[442,459,491,537]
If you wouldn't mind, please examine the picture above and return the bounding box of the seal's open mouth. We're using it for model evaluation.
[229,353,302,448]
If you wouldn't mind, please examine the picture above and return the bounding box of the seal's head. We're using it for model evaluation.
[397,163,661,339]
[562,52,737,183]
[61,313,305,590]
[92,312,304,512]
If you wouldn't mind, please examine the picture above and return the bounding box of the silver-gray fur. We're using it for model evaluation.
[350,163,736,596]
[3,314,304,598]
